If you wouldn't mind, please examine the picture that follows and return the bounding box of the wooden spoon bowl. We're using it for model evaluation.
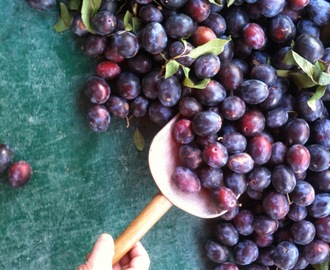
[113,114,227,264]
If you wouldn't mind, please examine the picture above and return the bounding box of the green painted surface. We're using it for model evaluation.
[0,2,213,269]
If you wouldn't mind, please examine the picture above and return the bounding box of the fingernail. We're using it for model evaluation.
[99,233,112,241]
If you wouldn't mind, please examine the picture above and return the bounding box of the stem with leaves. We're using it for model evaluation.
[163,37,231,89]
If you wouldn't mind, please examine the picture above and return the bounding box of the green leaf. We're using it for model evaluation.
[276,70,291,77]
[165,60,180,79]
[81,0,102,33]
[185,37,231,59]
[60,2,72,25]
[182,66,210,89]
[282,50,296,67]
[132,17,142,33]
[208,0,224,6]
[308,85,327,111]
[54,18,69,32]
[312,257,330,270]
[123,10,133,31]
[123,10,141,33]
[68,0,81,10]
[290,72,318,88]
[292,50,318,83]
[53,3,72,32]
[318,71,330,86]
[227,0,236,7]
[133,129,145,151]
[315,60,326,72]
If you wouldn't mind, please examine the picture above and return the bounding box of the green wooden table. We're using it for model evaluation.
[0,2,213,269]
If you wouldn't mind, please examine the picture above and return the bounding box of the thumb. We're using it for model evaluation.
[77,233,115,270]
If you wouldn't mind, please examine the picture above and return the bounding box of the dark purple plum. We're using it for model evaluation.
[195,80,226,106]
[8,161,33,187]
[247,166,271,191]
[0,144,13,173]
[130,96,149,118]
[157,76,182,107]
[141,22,168,54]
[215,186,238,211]
[225,6,249,38]
[202,13,227,37]
[139,3,163,23]
[272,241,299,270]
[91,11,117,35]
[172,118,195,145]
[312,119,330,149]
[85,76,110,104]
[203,142,228,168]
[247,134,272,165]
[286,144,311,174]
[302,240,330,265]
[242,23,266,50]
[290,220,316,245]
[263,191,290,219]
[257,0,286,17]
[315,216,330,243]
[172,166,201,193]
[223,169,247,196]
[307,193,330,218]
[294,34,325,63]
[148,101,174,126]
[290,181,315,207]
[116,72,141,100]
[233,209,254,236]
[178,97,203,119]
[82,35,107,57]
[221,96,246,121]
[111,31,139,58]
[283,118,310,146]
[183,0,211,23]
[238,80,269,105]
[253,216,279,236]
[179,144,202,170]
[307,144,330,172]
[194,54,221,79]
[26,0,56,10]
[205,240,229,264]
[165,13,194,39]
[307,0,330,26]
[217,60,243,92]
[197,165,223,189]
[192,111,222,137]
[228,153,254,174]
[268,15,296,44]
[87,104,110,132]
[221,132,247,154]
[215,222,239,246]
[234,240,259,265]
[238,110,265,137]
[271,165,296,194]
[106,96,129,119]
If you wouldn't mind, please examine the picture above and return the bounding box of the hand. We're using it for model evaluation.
[77,233,150,270]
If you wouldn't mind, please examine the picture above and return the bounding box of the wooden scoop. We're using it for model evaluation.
[113,114,226,264]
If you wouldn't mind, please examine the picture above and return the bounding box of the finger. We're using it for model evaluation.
[77,264,89,270]
[125,242,150,270]
[82,233,115,270]
[118,253,131,267]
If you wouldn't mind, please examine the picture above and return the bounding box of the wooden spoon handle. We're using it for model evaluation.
[113,193,173,265]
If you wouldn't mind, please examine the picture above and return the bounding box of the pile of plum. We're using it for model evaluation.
[29,0,330,269]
